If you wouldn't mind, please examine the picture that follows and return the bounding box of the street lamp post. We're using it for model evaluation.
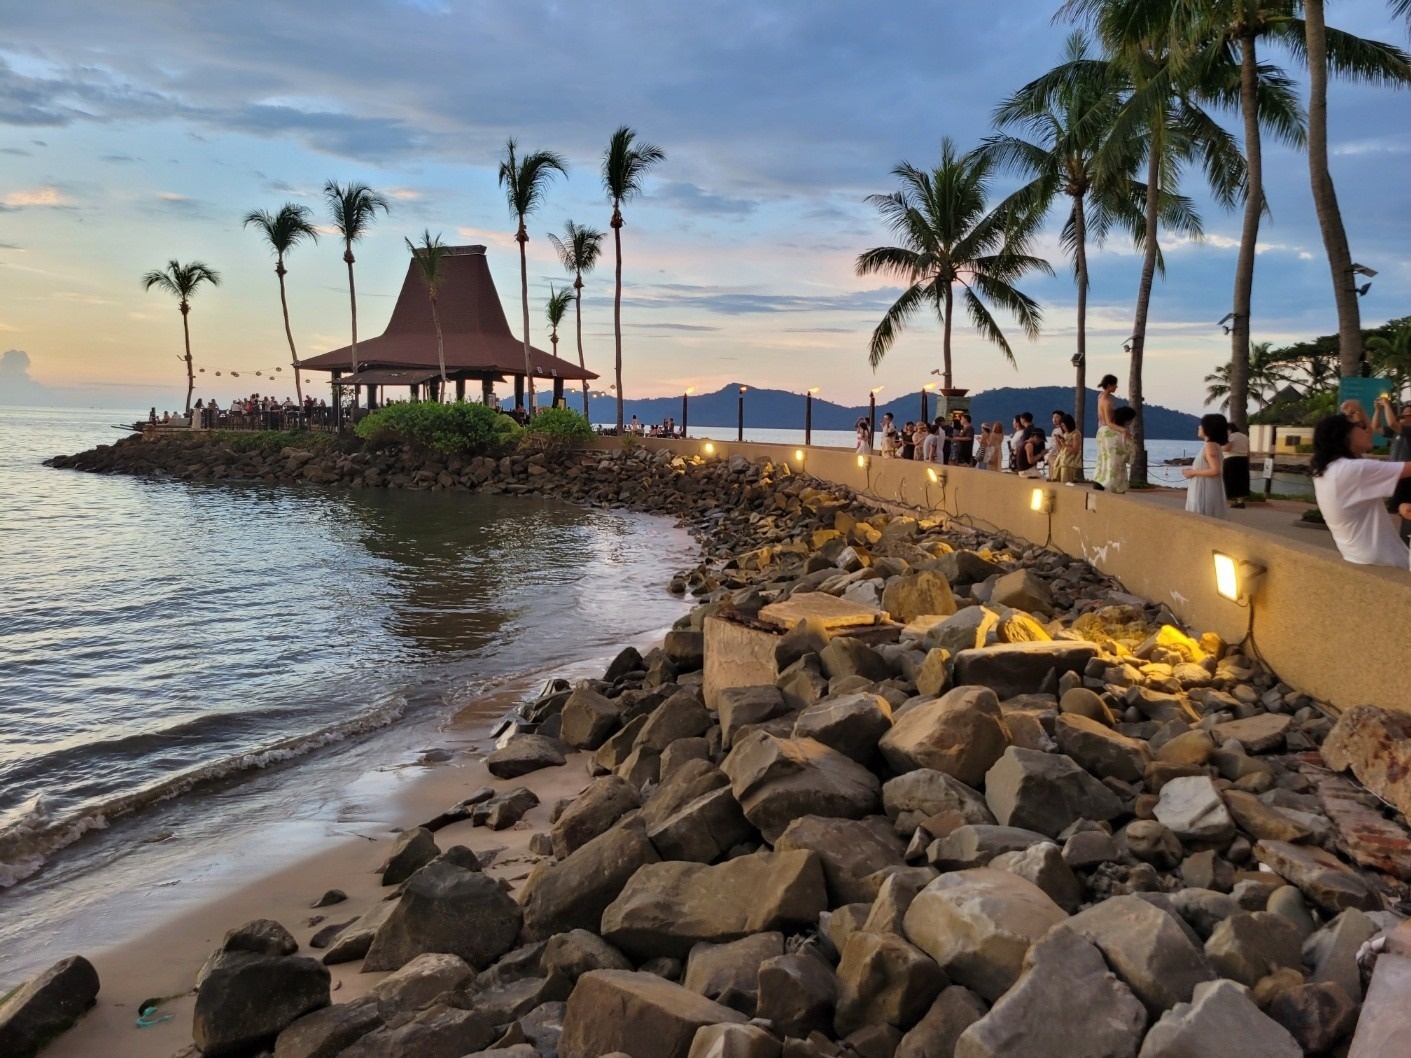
[682,387,693,439]
[922,382,935,425]
[737,386,747,442]
[805,387,819,447]
[869,386,883,439]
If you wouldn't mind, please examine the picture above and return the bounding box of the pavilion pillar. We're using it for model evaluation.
[514,374,525,411]
[455,378,466,401]
[411,383,420,401]
[553,378,565,409]
[481,378,495,405]
[332,369,343,431]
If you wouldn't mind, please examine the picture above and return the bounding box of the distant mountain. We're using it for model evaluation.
[578,383,1200,441]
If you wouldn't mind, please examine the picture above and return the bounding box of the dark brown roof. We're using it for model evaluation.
[302,244,597,382]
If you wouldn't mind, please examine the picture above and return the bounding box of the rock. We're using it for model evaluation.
[477,786,541,830]
[1321,704,1411,822]
[1220,790,1312,844]
[683,932,784,1015]
[924,606,999,656]
[194,951,330,1058]
[1059,686,1114,725]
[560,685,624,749]
[0,956,101,1058]
[913,648,952,698]
[928,824,1050,871]
[311,889,347,908]
[952,642,1096,699]
[1065,895,1215,1015]
[720,731,881,842]
[862,870,935,935]
[882,570,958,623]
[559,969,752,1058]
[988,570,1053,617]
[1211,713,1291,754]
[775,815,906,905]
[336,1002,496,1058]
[665,629,707,670]
[1055,714,1152,784]
[793,693,892,762]
[983,747,1124,839]
[1203,912,1304,987]
[834,930,947,1037]
[687,1023,783,1058]
[600,850,827,960]
[1063,828,1121,870]
[637,690,712,751]
[521,821,661,939]
[366,951,475,1014]
[1123,821,1183,870]
[878,687,1010,787]
[485,734,568,778]
[1307,908,1378,1002]
[1152,776,1235,843]
[647,786,755,864]
[895,986,988,1058]
[756,952,839,1039]
[902,868,1068,1002]
[718,686,792,749]
[820,637,893,683]
[363,859,522,972]
[542,929,633,982]
[1264,885,1316,940]
[553,778,640,859]
[1266,982,1359,1055]
[274,1000,382,1058]
[988,842,1084,913]
[320,900,397,965]
[1156,730,1214,767]
[380,828,441,886]
[1170,889,1239,941]
[953,927,1146,1058]
[883,770,995,829]
[1252,840,1381,914]
[1137,979,1300,1058]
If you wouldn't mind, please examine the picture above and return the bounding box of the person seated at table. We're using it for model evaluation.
[1311,412,1411,569]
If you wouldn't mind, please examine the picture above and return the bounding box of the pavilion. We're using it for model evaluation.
[301,244,597,417]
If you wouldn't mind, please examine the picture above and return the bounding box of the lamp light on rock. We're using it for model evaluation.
[1213,551,1266,605]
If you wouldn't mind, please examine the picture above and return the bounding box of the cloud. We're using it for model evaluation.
[2,186,67,207]
[623,282,901,316]
[653,181,758,218]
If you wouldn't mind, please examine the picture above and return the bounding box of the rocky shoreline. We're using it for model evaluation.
[7,431,1411,1058]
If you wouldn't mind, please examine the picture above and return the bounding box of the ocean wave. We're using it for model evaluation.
[0,693,406,890]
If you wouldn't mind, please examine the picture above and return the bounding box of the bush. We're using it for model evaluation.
[356,400,507,455]
[521,407,595,451]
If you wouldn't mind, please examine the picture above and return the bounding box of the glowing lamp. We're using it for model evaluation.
[703,442,715,455]
[926,467,938,483]
[1030,488,1055,514]
[794,449,805,462]
[1213,551,1266,604]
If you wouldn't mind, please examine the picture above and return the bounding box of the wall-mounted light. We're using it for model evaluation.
[794,449,805,464]
[1070,353,1084,368]
[927,467,939,483]
[703,442,716,455]
[856,454,869,469]
[1030,488,1055,514]
[1212,551,1266,605]
[1350,263,1378,278]
[1122,335,1136,354]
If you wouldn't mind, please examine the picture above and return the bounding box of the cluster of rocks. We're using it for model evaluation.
[21,438,1411,1058]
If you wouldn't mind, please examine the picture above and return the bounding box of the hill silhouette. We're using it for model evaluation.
[583,383,1199,440]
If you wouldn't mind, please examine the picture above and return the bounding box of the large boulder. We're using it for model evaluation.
[793,693,893,762]
[363,859,522,972]
[1251,840,1381,914]
[379,828,441,886]
[988,570,1054,617]
[559,970,748,1058]
[1321,704,1411,821]
[717,686,792,749]
[927,825,1050,871]
[953,926,1146,1058]
[551,776,640,859]
[834,930,947,1037]
[561,685,624,749]
[0,956,100,1058]
[1152,776,1235,843]
[1064,895,1215,1016]
[636,689,712,751]
[878,687,1010,787]
[902,868,1068,1001]
[756,952,839,1039]
[720,731,881,842]
[882,570,958,623]
[983,746,1124,838]
[646,786,754,864]
[1203,912,1303,987]
[194,950,330,1058]
[336,1002,497,1058]
[774,815,906,905]
[1137,979,1300,1058]
[485,733,567,778]
[1054,714,1152,784]
[521,821,661,939]
[951,642,1096,699]
[897,986,988,1058]
[883,769,996,829]
[600,849,828,960]
[682,932,784,1016]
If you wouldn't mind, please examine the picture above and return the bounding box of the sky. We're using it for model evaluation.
[1,0,1409,415]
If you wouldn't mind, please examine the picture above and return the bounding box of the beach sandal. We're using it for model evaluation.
[136,995,181,1028]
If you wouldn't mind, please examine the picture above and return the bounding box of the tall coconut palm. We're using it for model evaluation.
[405,230,450,396]
[546,284,574,388]
[1204,341,1288,409]
[243,203,319,407]
[323,181,390,412]
[141,260,221,415]
[499,139,567,417]
[855,138,1053,390]
[547,220,607,418]
[1367,318,1411,400]
[602,126,666,431]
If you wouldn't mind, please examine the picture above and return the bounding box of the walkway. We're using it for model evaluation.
[1119,486,1337,553]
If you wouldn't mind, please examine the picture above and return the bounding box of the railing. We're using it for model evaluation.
[186,408,342,432]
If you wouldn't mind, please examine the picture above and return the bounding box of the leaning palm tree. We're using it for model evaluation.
[855,138,1052,390]
[1204,342,1288,410]
[545,284,575,400]
[602,126,666,430]
[499,139,567,418]
[405,230,450,396]
[141,260,220,415]
[547,220,607,418]
[323,181,390,411]
[243,203,319,407]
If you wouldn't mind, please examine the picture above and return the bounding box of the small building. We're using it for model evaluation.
[300,244,596,413]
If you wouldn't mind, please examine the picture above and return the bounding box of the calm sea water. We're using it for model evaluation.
[0,407,697,985]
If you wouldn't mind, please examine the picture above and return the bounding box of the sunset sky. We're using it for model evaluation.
[2,0,1409,414]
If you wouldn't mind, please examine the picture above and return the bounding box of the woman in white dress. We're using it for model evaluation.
[1182,414,1228,518]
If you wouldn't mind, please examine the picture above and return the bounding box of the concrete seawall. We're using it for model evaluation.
[620,437,1411,715]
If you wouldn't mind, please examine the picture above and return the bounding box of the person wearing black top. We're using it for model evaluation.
[1014,412,1047,477]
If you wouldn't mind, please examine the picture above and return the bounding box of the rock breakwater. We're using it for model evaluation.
[15,432,1411,1057]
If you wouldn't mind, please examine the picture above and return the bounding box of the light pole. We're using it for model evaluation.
[869,386,883,440]
[737,386,747,442]
[682,387,693,438]
[922,382,935,425]
[805,387,819,447]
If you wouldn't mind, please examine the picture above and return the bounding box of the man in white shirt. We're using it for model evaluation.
[1311,414,1411,568]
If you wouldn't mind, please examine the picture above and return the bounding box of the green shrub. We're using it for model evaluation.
[356,400,507,455]
[521,407,595,451]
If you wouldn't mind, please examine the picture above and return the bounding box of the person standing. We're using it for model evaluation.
[1052,413,1081,484]
[921,422,940,462]
[1311,412,1411,568]
[1182,413,1228,519]
[855,417,873,456]
[953,414,974,465]
[1093,374,1124,491]
[1223,424,1251,508]
[1097,407,1137,492]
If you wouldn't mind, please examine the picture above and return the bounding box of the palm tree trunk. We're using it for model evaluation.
[432,297,446,395]
[1129,145,1163,487]
[575,279,590,419]
[276,260,304,407]
[1072,193,1089,468]
[1230,32,1262,431]
[941,285,954,391]
[345,250,359,430]
[518,224,534,416]
[612,206,625,431]
[181,302,194,415]
[1305,0,1362,377]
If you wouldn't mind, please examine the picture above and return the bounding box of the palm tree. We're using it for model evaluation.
[141,260,220,415]
[405,230,450,396]
[499,139,567,418]
[324,181,390,416]
[855,138,1052,390]
[243,203,319,407]
[546,284,575,397]
[1367,318,1411,400]
[602,126,666,431]
[982,31,1152,450]
[1205,341,1288,409]
[547,220,607,418]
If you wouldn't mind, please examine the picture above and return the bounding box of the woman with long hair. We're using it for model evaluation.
[1052,412,1081,484]
[1182,413,1228,519]
[1310,413,1411,568]
[855,417,873,456]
